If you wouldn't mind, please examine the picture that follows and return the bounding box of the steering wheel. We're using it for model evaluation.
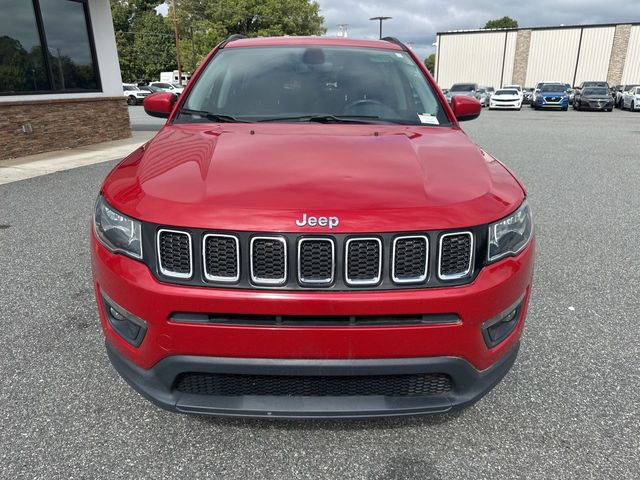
[342,98,394,116]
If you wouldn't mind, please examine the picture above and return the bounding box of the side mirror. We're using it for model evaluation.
[144,92,177,118]
[452,96,481,122]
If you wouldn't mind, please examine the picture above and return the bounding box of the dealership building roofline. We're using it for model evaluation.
[437,21,640,36]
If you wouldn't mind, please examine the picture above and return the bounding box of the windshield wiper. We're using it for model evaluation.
[179,109,249,123]
[257,114,384,124]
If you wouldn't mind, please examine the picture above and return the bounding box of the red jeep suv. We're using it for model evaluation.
[92,36,534,418]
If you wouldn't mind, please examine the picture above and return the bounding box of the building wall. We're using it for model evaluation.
[436,31,516,88]
[436,23,640,89]
[0,0,130,160]
[621,25,640,85]
[525,28,581,86]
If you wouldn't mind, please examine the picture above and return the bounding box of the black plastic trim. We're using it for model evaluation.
[106,341,520,418]
[219,34,248,49]
[381,36,410,51]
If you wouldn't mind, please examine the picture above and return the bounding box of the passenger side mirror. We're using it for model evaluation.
[451,96,481,122]
[144,92,177,118]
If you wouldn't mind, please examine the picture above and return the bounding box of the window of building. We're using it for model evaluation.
[0,0,101,95]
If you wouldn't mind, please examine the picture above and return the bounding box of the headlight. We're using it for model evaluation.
[488,200,533,262]
[94,196,143,259]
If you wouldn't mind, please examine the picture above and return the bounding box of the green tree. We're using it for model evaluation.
[424,53,435,74]
[111,1,175,81]
[484,16,518,29]
[167,0,326,73]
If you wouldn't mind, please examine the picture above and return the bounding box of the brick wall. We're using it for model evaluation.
[607,24,631,86]
[512,29,532,87]
[0,97,131,161]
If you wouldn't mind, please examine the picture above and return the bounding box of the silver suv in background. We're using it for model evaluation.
[445,83,481,103]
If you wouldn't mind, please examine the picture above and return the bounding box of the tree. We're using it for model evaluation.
[111,1,176,81]
[167,0,326,73]
[424,54,435,74]
[484,16,518,29]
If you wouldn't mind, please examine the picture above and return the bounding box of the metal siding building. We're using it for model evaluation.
[435,22,640,88]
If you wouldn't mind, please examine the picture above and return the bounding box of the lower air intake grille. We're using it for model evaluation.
[439,233,472,279]
[251,237,287,285]
[346,238,381,285]
[176,372,453,397]
[157,230,192,278]
[204,235,239,282]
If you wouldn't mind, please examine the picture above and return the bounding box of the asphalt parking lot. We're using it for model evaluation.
[1,106,639,479]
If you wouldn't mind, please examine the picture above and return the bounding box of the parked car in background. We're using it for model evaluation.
[621,86,640,111]
[489,89,522,110]
[445,83,481,103]
[140,85,164,94]
[123,84,151,106]
[563,84,574,104]
[617,84,640,108]
[149,82,185,96]
[573,87,614,111]
[503,84,523,98]
[574,81,610,106]
[480,85,495,100]
[478,88,490,107]
[522,88,534,104]
[531,81,562,106]
[534,84,569,110]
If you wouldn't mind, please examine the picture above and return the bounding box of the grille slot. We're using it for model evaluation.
[345,238,382,286]
[157,229,192,278]
[176,372,453,397]
[298,238,334,285]
[203,234,239,282]
[393,236,428,283]
[439,232,473,280]
[250,237,287,285]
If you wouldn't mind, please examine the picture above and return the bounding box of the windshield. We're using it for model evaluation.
[496,90,517,95]
[583,88,610,95]
[171,83,182,88]
[450,84,475,92]
[624,84,640,91]
[181,46,448,125]
[584,82,607,88]
[123,85,138,91]
[540,84,565,92]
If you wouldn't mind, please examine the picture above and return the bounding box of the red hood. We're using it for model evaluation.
[103,124,524,232]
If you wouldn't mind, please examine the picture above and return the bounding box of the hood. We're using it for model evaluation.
[449,91,475,97]
[540,90,567,96]
[103,124,524,232]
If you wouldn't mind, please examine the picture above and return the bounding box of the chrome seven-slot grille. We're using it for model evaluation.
[155,229,476,290]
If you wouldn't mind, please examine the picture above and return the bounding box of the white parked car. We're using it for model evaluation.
[489,89,522,110]
[123,84,151,106]
[503,84,523,99]
[149,82,185,96]
[621,86,640,111]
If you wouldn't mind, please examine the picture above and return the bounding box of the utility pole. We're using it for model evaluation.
[172,0,182,85]
[369,16,392,39]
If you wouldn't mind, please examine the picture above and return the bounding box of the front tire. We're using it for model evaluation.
[127,96,137,106]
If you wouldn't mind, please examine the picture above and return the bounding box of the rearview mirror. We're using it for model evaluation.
[451,96,481,122]
[144,92,177,118]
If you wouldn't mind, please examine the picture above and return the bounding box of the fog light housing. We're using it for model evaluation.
[482,295,525,348]
[102,292,147,347]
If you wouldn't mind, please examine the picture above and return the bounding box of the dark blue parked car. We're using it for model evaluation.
[534,84,569,111]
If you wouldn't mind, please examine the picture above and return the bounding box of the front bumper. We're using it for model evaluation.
[535,99,568,109]
[490,101,521,109]
[92,229,534,417]
[106,339,520,418]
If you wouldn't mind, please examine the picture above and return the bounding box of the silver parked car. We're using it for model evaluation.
[444,83,481,103]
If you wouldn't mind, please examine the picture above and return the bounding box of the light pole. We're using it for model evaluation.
[172,0,182,85]
[369,16,392,39]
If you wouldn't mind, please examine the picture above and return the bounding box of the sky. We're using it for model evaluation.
[157,1,639,60]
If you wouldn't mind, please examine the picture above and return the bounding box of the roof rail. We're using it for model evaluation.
[219,34,248,49]
[381,37,409,51]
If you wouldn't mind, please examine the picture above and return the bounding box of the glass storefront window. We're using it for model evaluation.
[0,0,100,95]
[0,0,49,92]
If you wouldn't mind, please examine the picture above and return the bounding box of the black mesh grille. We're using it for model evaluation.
[251,238,286,282]
[440,234,472,277]
[299,240,333,283]
[158,231,191,275]
[346,239,381,283]
[394,237,427,281]
[204,235,238,280]
[176,372,453,397]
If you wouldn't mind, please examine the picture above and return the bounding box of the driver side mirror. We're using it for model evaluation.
[144,92,177,118]
[451,96,481,122]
